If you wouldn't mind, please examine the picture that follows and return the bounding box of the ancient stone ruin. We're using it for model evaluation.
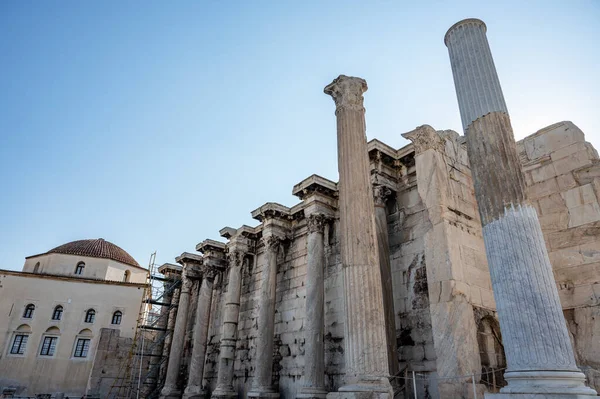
[89,18,600,399]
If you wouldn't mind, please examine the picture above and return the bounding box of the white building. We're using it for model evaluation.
[0,238,147,397]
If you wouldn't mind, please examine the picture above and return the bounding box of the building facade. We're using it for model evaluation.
[0,238,146,397]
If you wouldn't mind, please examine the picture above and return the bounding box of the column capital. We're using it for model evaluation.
[402,124,445,155]
[373,185,392,207]
[226,249,245,267]
[306,213,328,234]
[324,75,368,112]
[262,235,281,252]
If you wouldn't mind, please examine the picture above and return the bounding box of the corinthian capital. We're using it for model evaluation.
[227,249,244,268]
[307,213,327,234]
[373,185,392,207]
[402,125,445,155]
[324,75,368,112]
[263,235,281,252]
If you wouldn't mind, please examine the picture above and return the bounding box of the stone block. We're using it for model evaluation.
[538,192,566,214]
[526,178,560,199]
[546,221,600,251]
[531,163,558,183]
[523,121,585,160]
[558,283,598,308]
[556,172,579,191]
[579,241,600,265]
[550,141,588,162]
[480,288,496,310]
[538,211,569,232]
[554,262,600,285]
[568,202,600,228]
[554,152,595,176]
[549,246,585,270]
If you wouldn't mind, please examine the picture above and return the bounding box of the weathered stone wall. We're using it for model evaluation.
[518,121,600,390]
[200,219,345,398]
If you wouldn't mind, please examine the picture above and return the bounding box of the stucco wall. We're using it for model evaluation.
[0,271,145,396]
[23,253,147,283]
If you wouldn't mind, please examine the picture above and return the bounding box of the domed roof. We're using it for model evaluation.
[44,238,141,268]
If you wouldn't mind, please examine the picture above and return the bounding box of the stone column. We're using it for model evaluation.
[297,214,328,399]
[373,185,399,379]
[160,286,181,385]
[445,19,596,397]
[324,75,392,397]
[183,266,218,399]
[161,270,193,399]
[212,250,245,399]
[248,235,281,399]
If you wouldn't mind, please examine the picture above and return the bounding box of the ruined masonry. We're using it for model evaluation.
[96,18,600,399]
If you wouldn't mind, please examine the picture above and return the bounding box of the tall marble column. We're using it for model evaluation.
[373,185,398,379]
[248,235,281,399]
[445,19,596,397]
[183,265,218,399]
[161,260,196,399]
[324,75,392,397]
[212,249,246,399]
[297,213,328,399]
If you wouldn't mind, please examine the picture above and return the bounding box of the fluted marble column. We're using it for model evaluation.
[248,235,281,398]
[373,185,398,379]
[212,250,245,399]
[183,266,218,399]
[297,214,328,399]
[324,75,392,396]
[445,19,596,397]
[161,271,193,399]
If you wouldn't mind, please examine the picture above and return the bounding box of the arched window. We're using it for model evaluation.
[73,329,93,358]
[10,325,31,355]
[123,270,130,282]
[75,262,85,275]
[84,309,95,323]
[23,304,35,319]
[112,311,122,325]
[39,327,60,357]
[33,262,40,273]
[52,305,63,321]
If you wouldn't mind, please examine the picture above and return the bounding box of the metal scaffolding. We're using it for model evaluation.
[107,252,181,399]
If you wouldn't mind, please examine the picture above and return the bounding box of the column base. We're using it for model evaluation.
[485,370,597,398]
[160,385,182,399]
[247,388,279,399]
[327,377,393,399]
[211,386,237,399]
[182,385,208,399]
[297,386,328,399]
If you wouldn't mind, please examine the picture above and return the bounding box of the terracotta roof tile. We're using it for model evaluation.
[33,238,142,268]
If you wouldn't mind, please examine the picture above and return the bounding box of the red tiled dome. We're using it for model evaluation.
[45,238,141,268]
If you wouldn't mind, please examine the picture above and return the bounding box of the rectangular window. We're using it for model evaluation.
[74,338,90,358]
[40,336,58,356]
[10,334,28,355]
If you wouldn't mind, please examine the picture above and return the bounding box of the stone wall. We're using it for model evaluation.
[200,219,345,397]
[518,121,600,390]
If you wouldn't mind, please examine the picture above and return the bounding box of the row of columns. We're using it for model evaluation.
[159,202,397,399]
[160,76,400,399]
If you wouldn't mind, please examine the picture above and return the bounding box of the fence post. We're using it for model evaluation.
[472,373,477,399]
[412,371,418,399]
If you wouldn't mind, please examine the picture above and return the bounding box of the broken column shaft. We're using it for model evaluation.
[445,18,596,397]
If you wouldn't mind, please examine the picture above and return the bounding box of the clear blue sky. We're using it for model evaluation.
[1,1,599,270]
